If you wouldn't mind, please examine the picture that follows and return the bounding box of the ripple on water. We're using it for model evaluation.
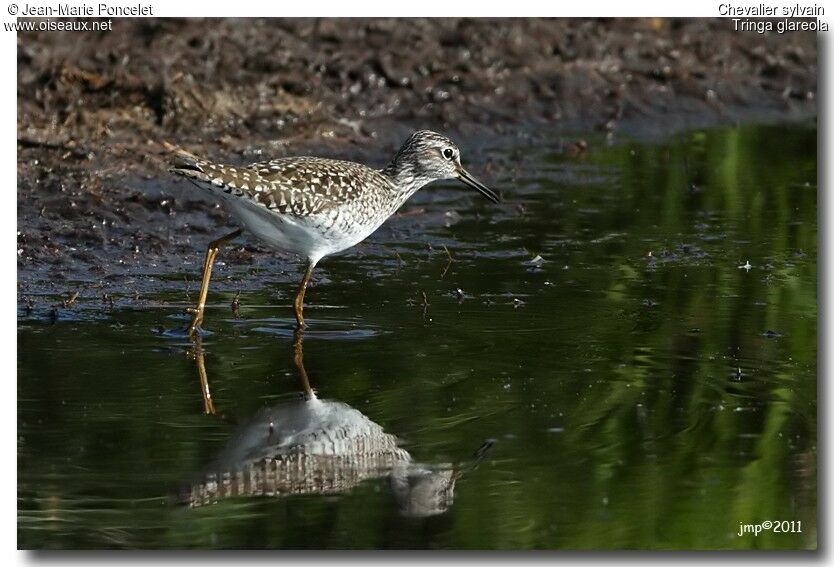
[234,317,385,340]
[17,305,111,324]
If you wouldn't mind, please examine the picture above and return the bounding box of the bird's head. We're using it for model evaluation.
[384,130,499,203]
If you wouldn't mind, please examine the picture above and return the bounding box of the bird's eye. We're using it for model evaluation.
[443,148,454,160]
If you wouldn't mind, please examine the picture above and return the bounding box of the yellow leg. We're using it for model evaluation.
[191,337,215,415]
[292,328,313,398]
[293,261,316,329]
[187,229,242,337]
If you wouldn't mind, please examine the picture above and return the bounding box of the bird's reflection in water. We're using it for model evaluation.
[184,331,491,517]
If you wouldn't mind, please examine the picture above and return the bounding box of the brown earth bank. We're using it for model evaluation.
[16,18,817,306]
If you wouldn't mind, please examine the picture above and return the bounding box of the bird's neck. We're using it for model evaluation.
[380,162,433,206]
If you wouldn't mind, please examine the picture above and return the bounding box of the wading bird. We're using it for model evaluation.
[169,130,499,336]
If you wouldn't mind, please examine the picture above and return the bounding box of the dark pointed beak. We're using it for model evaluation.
[457,168,500,203]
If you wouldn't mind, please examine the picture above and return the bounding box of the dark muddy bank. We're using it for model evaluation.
[16,18,817,302]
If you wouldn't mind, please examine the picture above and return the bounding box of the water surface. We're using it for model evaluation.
[18,124,817,549]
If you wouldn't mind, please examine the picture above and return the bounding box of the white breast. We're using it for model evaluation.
[218,195,328,260]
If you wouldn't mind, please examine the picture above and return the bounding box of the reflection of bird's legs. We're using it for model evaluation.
[293,260,317,329]
[191,336,215,415]
[187,229,243,337]
[293,328,314,399]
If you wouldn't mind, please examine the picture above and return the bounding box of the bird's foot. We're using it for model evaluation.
[186,324,202,338]
[186,309,205,338]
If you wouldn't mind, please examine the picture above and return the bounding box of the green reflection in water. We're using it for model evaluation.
[18,123,816,549]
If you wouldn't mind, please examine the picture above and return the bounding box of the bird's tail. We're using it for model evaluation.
[162,141,213,184]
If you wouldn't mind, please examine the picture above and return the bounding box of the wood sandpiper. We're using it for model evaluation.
[169,130,499,336]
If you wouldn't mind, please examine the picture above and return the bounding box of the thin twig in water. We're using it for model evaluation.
[440,245,453,279]
[420,290,430,323]
[231,291,241,318]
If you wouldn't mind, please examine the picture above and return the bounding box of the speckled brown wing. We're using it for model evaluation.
[246,157,391,216]
[171,152,390,218]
